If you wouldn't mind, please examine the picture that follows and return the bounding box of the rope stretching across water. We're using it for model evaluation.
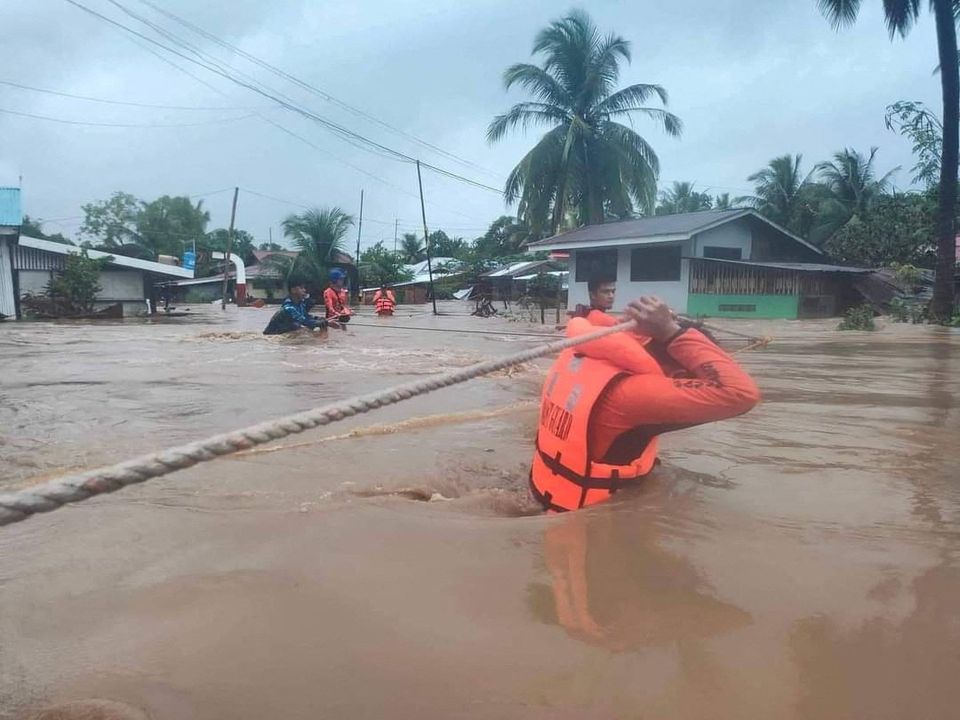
[0,319,647,528]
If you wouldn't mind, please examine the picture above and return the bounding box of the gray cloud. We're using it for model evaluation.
[0,0,940,246]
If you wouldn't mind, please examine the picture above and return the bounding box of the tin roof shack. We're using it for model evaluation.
[528,208,873,319]
[10,235,193,318]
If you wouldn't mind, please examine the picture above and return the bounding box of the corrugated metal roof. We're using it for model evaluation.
[527,208,823,257]
[484,260,553,278]
[694,257,874,273]
[0,187,22,227]
[18,235,194,278]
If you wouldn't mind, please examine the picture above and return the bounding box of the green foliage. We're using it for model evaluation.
[888,298,926,324]
[811,147,898,243]
[137,196,210,257]
[400,233,425,263]
[837,303,876,331]
[80,192,214,260]
[889,261,923,289]
[738,154,814,234]
[473,216,532,259]
[33,250,109,315]
[258,242,284,251]
[20,214,73,245]
[885,100,943,189]
[823,192,935,266]
[359,242,414,287]
[282,207,354,289]
[81,191,141,250]
[656,181,713,215]
[488,9,681,234]
[427,230,469,259]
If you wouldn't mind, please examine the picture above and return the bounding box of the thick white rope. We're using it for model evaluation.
[0,319,639,527]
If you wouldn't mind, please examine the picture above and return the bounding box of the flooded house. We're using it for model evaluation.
[526,208,874,319]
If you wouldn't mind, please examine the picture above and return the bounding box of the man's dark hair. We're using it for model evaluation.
[286,276,308,292]
[587,275,616,294]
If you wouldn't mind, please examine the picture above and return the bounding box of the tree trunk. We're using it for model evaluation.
[930,0,959,320]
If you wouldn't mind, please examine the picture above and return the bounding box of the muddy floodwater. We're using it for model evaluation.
[1,303,958,719]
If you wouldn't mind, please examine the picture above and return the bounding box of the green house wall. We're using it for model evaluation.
[687,293,799,319]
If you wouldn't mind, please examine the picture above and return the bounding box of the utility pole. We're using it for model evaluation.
[268,226,273,247]
[355,189,364,299]
[221,186,239,310]
[416,160,437,316]
[393,218,398,254]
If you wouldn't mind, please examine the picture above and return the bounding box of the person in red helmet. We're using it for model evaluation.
[530,294,761,512]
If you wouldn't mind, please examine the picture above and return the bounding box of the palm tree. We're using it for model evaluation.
[714,192,734,210]
[281,207,354,287]
[738,154,814,234]
[487,9,682,235]
[817,0,956,319]
[655,181,713,215]
[813,147,898,240]
[400,233,425,263]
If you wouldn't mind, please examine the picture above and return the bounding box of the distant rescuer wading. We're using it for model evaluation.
[263,281,342,335]
[530,295,761,512]
[324,268,352,324]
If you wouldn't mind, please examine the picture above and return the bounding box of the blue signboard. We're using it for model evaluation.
[182,250,196,270]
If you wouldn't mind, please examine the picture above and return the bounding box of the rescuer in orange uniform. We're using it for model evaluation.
[530,294,760,512]
[324,268,352,324]
[373,284,397,316]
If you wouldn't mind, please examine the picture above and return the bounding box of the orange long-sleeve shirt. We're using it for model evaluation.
[589,328,761,462]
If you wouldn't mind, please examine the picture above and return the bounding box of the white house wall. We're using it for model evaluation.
[0,238,16,317]
[692,222,752,258]
[567,241,691,313]
[18,269,53,297]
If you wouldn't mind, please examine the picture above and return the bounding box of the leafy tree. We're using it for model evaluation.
[282,207,354,289]
[824,192,936,267]
[22,250,111,316]
[885,100,944,188]
[258,242,284,252]
[816,0,956,319]
[713,193,735,210]
[202,228,256,262]
[20,214,73,245]
[359,242,415,287]
[80,191,142,251]
[136,196,210,258]
[400,232,425,263]
[655,181,713,215]
[474,216,532,259]
[487,9,682,234]
[813,147,898,242]
[427,230,469,259]
[739,154,814,234]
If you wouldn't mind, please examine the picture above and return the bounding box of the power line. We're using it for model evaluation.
[136,0,503,179]
[0,106,255,128]
[65,0,506,196]
[0,78,253,111]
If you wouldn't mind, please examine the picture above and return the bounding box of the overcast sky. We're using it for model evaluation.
[0,0,941,250]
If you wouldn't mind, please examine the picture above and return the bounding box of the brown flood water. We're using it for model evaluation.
[1,302,959,719]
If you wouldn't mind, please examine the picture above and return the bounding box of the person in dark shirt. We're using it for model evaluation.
[263,281,342,335]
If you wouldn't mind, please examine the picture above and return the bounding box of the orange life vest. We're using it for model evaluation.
[374,289,396,315]
[324,287,351,318]
[530,319,661,512]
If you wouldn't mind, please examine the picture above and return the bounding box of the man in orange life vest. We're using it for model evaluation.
[373,283,397,316]
[530,294,760,512]
[572,275,617,322]
[323,268,352,324]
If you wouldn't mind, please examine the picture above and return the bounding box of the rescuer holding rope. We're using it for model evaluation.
[530,294,761,512]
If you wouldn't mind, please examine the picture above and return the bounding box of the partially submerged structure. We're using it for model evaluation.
[527,209,873,319]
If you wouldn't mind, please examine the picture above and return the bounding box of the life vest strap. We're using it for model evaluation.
[535,444,638,491]
[528,471,568,513]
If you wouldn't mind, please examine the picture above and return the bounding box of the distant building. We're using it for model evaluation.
[527,209,873,319]
[0,187,22,318]
[360,257,463,304]
[11,236,194,317]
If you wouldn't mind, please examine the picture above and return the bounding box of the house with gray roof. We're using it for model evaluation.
[527,208,872,319]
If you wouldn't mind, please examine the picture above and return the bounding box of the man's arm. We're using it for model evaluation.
[282,299,324,330]
[591,298,760,452]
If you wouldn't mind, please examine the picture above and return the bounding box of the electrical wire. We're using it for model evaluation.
[0,78,253,111]
[0,106,255,128]
[136,0,503,179]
